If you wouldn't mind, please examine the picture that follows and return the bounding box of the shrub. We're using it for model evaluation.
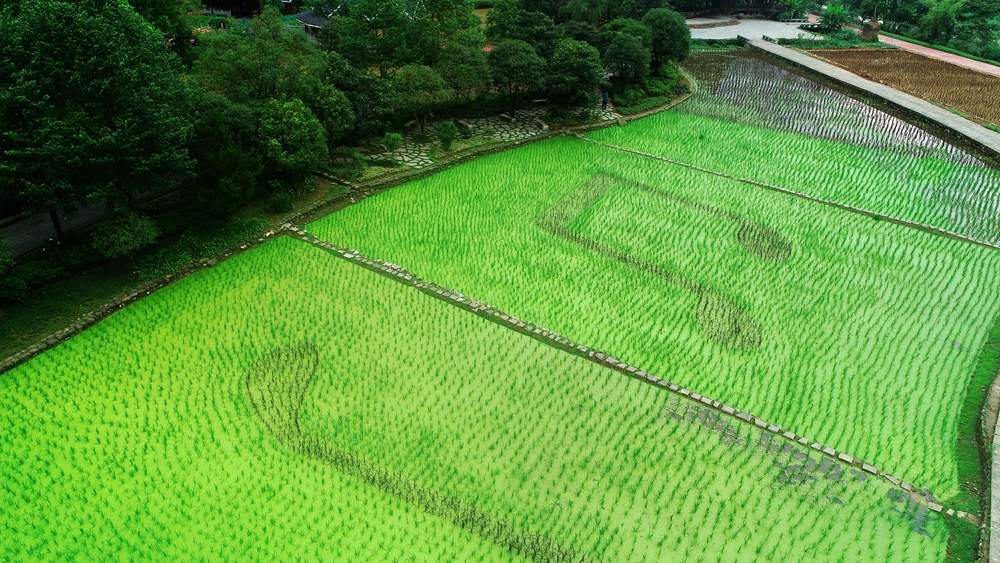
[0,238,12,275]
[818,0,852,33]
[91,212,159,260]
[643,8,690,70]
[382,132,404,152]
[437,121,459,150]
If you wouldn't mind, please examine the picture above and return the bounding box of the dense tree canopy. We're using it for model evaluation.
[0,0,193,239]
[393,65,453,133]
[643,8,690,71]
[489,39,547,96]
[546,39,604,106]
[257,98,329,183]
[488,1,562,57]
[604,32,652,84]
[0,0,693,295]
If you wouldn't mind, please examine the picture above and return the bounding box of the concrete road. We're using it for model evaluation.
[689,19,816,40]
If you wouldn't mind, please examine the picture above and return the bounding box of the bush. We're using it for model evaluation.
[818,1,852,33]
[330,148,368,180]
[134,218,267,280]
[437,121,459,150]
[0,238,12,275]
[382,132,404,152]
[643,8,690,70]
[91,212,159,260]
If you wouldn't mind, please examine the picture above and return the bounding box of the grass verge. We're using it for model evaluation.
[948,310,1000,560]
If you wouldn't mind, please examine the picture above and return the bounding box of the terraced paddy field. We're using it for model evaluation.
[0,238,951,561]
[3,51,998,561]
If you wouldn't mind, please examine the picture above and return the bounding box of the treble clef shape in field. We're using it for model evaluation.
[245,342,587,562]
[537,172,793,351]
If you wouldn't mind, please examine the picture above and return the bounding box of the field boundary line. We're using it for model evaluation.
[577,135,1000,252]
[286,225,977,524]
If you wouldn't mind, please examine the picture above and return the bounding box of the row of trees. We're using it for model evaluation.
[803,0,999,59]
[0,0,691,291]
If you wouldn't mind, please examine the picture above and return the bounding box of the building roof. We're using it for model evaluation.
[294,11,328,28]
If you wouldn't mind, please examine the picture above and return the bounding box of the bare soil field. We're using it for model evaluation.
[810,48,1000,127]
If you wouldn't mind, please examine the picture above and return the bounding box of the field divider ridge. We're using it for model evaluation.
[576,134,1000,252]
[285,223,977,524]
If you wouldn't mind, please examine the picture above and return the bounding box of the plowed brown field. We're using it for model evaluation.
[810,49,1000,127]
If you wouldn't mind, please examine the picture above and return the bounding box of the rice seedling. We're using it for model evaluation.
[308,136,1000,501]
[0,238,949,560]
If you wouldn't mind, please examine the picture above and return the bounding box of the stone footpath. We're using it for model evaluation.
[748,38,1000,158]
[368,108,551,170]
[285,223,973,524]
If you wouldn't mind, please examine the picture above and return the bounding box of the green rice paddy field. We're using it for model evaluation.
[0,239,950,561]
[2,51,999,560]
[309,136,1000,500]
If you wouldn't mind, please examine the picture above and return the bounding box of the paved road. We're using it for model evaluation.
[747,39,1000,158]
[0,205,107,256]
[879,34,1000,77]
[689,19,815,39]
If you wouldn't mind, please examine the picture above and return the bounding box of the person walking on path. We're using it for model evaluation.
[601,90,610,111]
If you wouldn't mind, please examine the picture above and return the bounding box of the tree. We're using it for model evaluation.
[322,0,478,74]
[393,65,452,135]
[599,17,653,50]
[489,39,547,96]
[952,0,1000,57]
[257,99,329,184]
[488,0,563,57]
[325,53,400,137]
[187,92,264,217]
[129,0,196,61]
[0,0,193,241]
[643,8,689,71]
[194,8,326,105]
[436,29,490,99]
[918,0,962,43]
[561,0,607,26]
[546,39,604,106]
[818,0,853,32]
[608,0,667,20]
[91,212,159,260]
[313,85,355,145]
[604,32,651,84]
[561,20,601,47]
